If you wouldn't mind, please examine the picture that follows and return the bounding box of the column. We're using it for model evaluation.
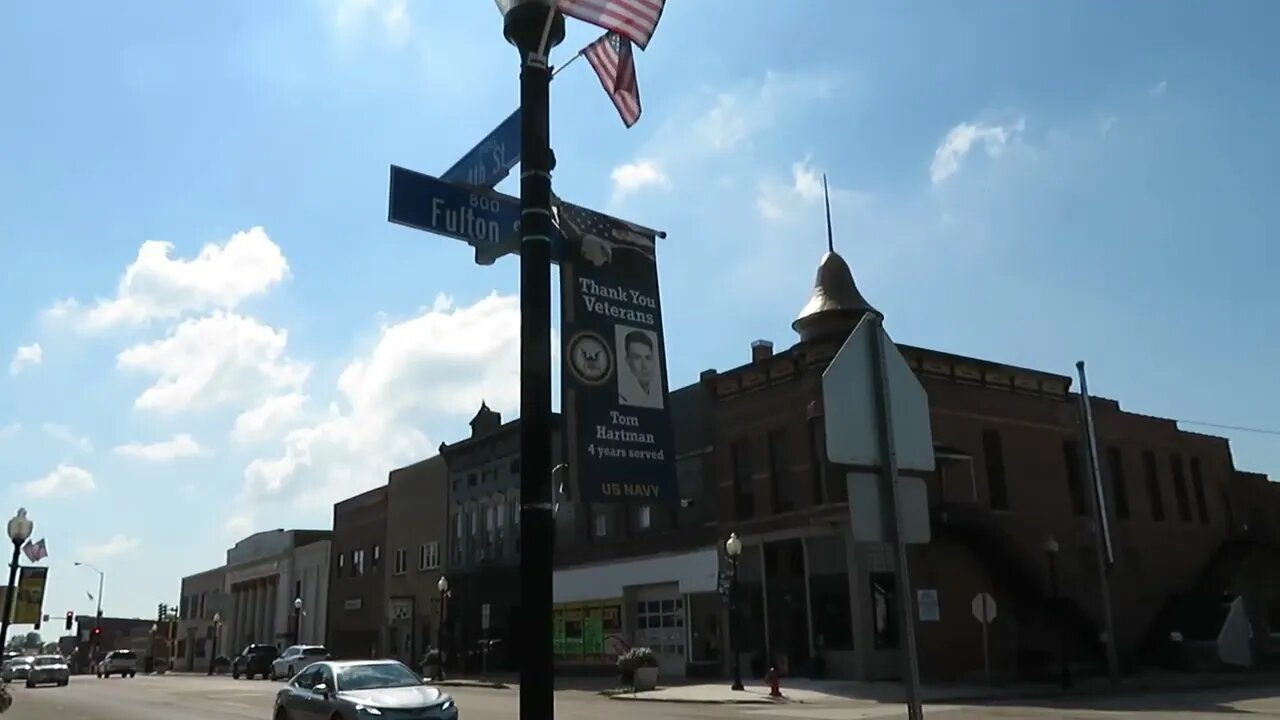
[248,582,260,644]
[267,577,278,643]
[257,579,270,643]
[233,585,246,649]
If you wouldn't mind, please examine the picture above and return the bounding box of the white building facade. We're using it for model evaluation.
[552,547,724,678]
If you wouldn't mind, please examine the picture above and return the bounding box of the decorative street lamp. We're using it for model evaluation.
[1044,536,1071,689]
[724,532,744,691]
[492,2,565,718]
[0,509,34,650]
[437,576,450,681]
[294,597,304,644]
[208,612,222,676]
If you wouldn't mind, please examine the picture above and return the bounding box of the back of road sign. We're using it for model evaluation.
[822,317,936,473]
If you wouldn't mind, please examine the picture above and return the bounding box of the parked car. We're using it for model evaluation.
[231,643,279,680]
[274,660,457,720]
[96,650,138,678]
[26,655,70,687]
[0,657,33,683]
[270,645,330,680]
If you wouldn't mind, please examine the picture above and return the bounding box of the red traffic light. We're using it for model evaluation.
[91,627,101,635]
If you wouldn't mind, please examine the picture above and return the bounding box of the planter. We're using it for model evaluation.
[633,666,659,691]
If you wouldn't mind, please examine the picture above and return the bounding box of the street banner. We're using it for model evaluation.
[13,566,48,624]
[558,200,676,504]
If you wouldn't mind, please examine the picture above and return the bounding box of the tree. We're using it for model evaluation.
[22,632,40,649]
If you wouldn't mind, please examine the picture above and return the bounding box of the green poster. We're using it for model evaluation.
[553,616,565,655]
[584,618,603,654]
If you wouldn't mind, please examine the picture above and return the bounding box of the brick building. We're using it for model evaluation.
[385,455,448,667]
[328,486,389,658]
[700,247,1280,681]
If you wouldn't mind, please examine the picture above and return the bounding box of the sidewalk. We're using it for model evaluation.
[604,669,1280,705]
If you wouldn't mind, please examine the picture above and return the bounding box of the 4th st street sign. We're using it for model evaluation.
[440,109,521,190]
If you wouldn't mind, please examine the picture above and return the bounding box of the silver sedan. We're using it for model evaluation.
[273,659,458,719]
[25,655,70,687]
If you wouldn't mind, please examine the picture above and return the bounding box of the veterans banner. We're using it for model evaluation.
[13,566,48,624]
[558,200,676,504]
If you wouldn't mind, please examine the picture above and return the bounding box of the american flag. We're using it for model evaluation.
[557,0,666,50]
[585,32,641,128]
[21,538,47,563]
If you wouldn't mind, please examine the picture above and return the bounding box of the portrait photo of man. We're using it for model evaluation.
[615,325,664,410]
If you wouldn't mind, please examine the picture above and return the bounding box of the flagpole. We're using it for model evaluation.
[1076,361,1121,687]
[551,49,584,78]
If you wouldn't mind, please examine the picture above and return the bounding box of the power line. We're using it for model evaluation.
[1175,419,1280,437]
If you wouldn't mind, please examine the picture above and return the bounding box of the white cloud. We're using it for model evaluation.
[930,117,1027,185]
[233,292,525,528]
[112,434,209,462]
[46,227,288,332]
[116,311,310,414]
[1100,115,1118,135]
[610,160,671,202]
[1149,80,1168,97]
[231,393,309,445]
[23,464,95,499]
[77,534,140,561]
[608,70,840,209]
[0,423,19,442]
[42,422,93,452]
[757,159,872,223]
[332,0,410,45]
[9,343,42,375]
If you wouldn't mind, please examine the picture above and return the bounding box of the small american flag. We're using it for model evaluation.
[22,538,47,563]
[585,32,641,128]
[557,0,666,50]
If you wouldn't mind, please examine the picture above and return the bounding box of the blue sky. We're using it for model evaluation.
[1,0,1276,626]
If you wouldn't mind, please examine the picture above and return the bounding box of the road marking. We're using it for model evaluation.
[744,705,964,719]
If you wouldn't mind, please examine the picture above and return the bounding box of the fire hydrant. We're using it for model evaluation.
[765,666,782,698]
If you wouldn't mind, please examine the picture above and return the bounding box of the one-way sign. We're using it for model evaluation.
[441,109,521,190]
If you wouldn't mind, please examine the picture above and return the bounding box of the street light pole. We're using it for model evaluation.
[497,2,565,719]
[75,561,105,661]
[294,598,303,645]
[1044,537,1072,689]
[724,533,744,691]
[436,576,450,681]
[0,509,34,651]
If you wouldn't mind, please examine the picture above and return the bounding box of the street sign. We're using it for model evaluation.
[846,472,930,544]
[441,109,521,190]
[388,165,520,256]
[822,317,935,472]
[971,593,997,623]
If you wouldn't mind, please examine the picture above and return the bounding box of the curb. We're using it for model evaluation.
[430,680,510,690]
[601,691,794,705]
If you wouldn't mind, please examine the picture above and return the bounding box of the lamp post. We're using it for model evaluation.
[493,1,565,718]
[208,612,222,676]
[724,533,744,691]
[1044,536,1071,689]
[436,576,450,681]
[74,561,105,651]
[294,597,303,644]
[0,509,34,651]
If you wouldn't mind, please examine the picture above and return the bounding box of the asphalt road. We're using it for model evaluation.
[3,674,1277,719]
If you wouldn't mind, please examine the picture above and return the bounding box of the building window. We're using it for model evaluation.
[1170,454,1193,522]
[510,458,521,475]
[337,553,345,578]
[451,513,463,564]
[372,545,381,572]
[1142,450,1165,521]
[594,511,608,537]
[982,429,1010,511]
[730,440,755,519]
[1107,447,1131,519]
[419,542,439,571]
[1062,440,1086,516]
[1189,457,1210,524]
[352,549,365,576]
[768,428,792,513]
[392,548,407,575]
[638,505,652,529]
[808,416,827,505]
[468,472,477,487]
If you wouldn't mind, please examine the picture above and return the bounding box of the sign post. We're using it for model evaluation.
[971,592,997,684]
[823,314,935,720]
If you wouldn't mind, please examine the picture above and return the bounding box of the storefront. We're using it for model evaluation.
[553,547,723,678]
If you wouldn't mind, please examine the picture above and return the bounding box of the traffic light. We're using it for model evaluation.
[65,611,73,631]
[158,603,167,621]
